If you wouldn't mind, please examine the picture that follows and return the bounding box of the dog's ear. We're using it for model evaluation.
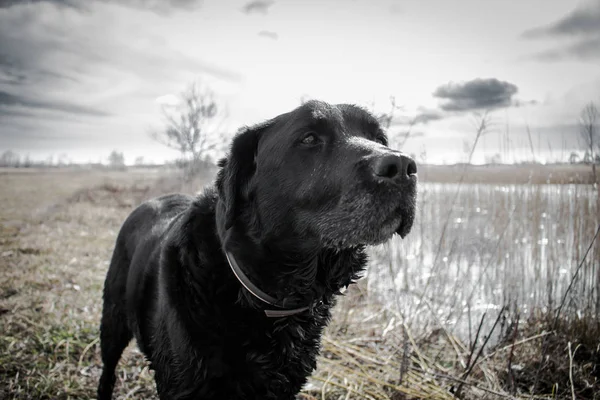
[217,120,272,230]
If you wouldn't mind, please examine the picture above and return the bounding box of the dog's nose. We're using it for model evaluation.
[372,153,417,182]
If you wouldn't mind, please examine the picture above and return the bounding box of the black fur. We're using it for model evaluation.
[98,100,417,400]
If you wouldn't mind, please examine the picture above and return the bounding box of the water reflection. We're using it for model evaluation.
[367,183,598,342]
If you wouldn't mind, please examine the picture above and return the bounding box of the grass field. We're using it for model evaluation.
[1,165,598,399]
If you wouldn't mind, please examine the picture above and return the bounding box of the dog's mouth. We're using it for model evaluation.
[321,201,415,248]
[307,180,417,249]
[394,211,413,239]
[370,184,418,242]
[376,201,415,242]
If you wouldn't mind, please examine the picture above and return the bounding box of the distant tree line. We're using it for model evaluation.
[0,150,74,168]
[0,149,149,169]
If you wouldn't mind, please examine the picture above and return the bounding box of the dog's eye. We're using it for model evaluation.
[301,132,319,145]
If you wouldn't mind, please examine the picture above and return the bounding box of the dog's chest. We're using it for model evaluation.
[221,316,325,393]
[243,318,320,365]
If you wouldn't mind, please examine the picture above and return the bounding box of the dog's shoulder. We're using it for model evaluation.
[158,186,222,277]
[124,193,194,231]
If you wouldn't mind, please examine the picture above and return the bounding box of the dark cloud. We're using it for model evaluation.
[512,99,539,108]
[433,78,518,112]
[0,51,81,88]
[258,30,278,40]
[0,0,241,155]
[107,0,203,14]
[522,0,600,38]
[242,0,274,14]
[0,0,203,14]
[0,1,240,115]
[387,109,445,128]
[0,56,26,85]
[388,80,527,127]
[522,0,600,61]
[413,110,444,124]
[0,0,82,9]
[0,90,110,117]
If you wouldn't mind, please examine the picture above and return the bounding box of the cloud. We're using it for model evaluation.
[0,0,203,14]
[0,90,110,117]
[386,108,445,128]
[522,0,600,38]
[0,0,82,9]
[512,99,539,108]
[432,78,518,112]
[242,0,274,14]
[258,30,278,40]
[0,2,240,114]
[0,0,242,157]
[413,109,444,124]
[388,80,526,128]
[106,0,203,14]
[522,0,600,61]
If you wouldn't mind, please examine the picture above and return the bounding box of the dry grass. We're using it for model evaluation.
[0,169,161,399]
[1,165,598,399]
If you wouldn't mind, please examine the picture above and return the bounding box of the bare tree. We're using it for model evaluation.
[134,156,145,166]
[151,82,228,176]
[579,102,599,182]
[0,150,20,167]
[108,150,126,169]
[57,153,70,167]
[569,152,580,164]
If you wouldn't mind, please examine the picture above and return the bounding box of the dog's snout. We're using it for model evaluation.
[372,154,417,182]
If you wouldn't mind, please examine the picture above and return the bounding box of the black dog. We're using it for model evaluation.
[97,100,417,400]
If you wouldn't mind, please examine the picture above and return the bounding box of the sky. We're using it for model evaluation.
[0,0,599,165]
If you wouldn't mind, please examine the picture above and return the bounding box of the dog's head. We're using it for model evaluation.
[216,100,417,249]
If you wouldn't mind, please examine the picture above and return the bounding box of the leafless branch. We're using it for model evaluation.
[150,81,228,169]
